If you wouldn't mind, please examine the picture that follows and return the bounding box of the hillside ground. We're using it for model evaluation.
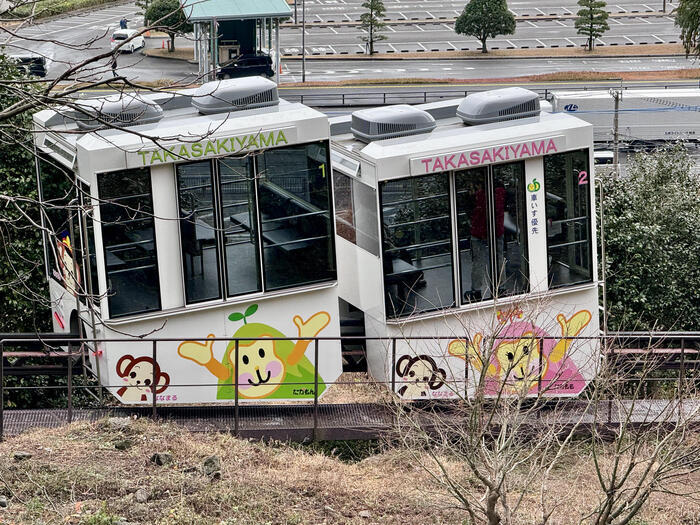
[0,416,699,525]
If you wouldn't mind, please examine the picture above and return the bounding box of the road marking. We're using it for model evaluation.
[651,34,664,42]
[565,37,577,46]
[388,43,398,51]
[417,41,427,50]
[623,35,636,43]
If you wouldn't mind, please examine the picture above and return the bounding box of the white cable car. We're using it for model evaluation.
[330,88,600,399]
[33,78,342,404]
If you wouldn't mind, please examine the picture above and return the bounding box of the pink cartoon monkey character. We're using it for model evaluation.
[448,311,592,395]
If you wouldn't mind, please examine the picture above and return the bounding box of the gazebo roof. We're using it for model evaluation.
[181,0,292,22]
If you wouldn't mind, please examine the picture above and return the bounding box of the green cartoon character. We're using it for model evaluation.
[178,305,330,399]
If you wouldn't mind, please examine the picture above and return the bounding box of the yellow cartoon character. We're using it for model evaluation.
[178,305,330,399]
[448,310,592,394]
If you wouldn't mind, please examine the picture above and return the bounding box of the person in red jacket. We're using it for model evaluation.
[469,180,505,300]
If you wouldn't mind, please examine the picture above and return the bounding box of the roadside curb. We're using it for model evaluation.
[139,46,688,63]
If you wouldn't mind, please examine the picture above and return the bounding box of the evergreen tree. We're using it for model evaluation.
[602,145,700,331]
[455,0,516,54]
[0,54,50,332]
[145,0,193,52]
[676,0,700,58]
[575,0,609,51]
[359,0,387,55]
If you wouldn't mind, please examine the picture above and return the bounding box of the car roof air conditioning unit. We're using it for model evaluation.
[457,87,541,125]
[351,105,436,142]
[191,77,279,114]
[74,94,164,130]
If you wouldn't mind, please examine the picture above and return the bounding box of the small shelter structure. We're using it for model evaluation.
[181,0,291,82]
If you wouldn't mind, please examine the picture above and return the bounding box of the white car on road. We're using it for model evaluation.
[110,29,145,53]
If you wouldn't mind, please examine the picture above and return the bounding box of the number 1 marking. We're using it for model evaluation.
[320,163,326,178]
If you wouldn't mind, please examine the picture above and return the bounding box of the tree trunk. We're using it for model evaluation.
[369,23,374,55]
[481,37,487,53]
[589,35,594,51]
[169,33,176,52]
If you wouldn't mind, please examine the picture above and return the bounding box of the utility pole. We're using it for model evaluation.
[302,0,306,82]
[295,0,298,23]
[610,88,621,165]
[662,0,666,12]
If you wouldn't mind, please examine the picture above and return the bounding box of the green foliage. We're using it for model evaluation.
[575,0,610,50]
[676,0,700,58]
[144,0,192,52]
[455,0,516,53]
[602,145,700,331]
[9,0,118,20]
[359,0,388,55]
[0,52,50,333]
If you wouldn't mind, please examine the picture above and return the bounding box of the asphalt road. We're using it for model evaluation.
[279,56,696,82]
[1,0,692,82]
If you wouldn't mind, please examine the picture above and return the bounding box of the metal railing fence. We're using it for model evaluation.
[1,332,699,441]
[279,83,700,108]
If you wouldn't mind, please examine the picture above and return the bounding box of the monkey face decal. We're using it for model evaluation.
[495,334,546,391]
[231,338,285,398]
[116,355,170,402]
[395,354,446,398]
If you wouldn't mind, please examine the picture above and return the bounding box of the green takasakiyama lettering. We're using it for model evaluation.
[203,141,216,156]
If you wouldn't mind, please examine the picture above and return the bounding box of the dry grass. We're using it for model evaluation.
[0,418,699,524]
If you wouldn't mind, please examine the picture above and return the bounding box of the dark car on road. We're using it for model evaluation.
[216,53,274,80]
[9,54,47,77]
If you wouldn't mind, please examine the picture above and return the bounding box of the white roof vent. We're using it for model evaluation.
[191,77,279,114]
[74,94,163,130]
[351,105,436,142]
[457,87,541,125]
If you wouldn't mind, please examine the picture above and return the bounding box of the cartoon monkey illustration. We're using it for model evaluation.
[395,354,447,398]
[178,308,331,400]
[448,310,592,395]
[115,355,170,402]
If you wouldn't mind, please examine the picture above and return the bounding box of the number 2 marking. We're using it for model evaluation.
[578,171,588,185]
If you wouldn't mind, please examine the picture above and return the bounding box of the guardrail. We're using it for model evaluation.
[1,333,699,441]
[280,83,700,107]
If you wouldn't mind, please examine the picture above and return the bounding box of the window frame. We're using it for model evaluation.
[543,148,593,289]
[379,161,531,319]
[97,167,162,319]
[175,139,337,306]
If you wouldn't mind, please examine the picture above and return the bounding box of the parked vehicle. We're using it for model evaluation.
[9,54,47,77]
[110,29,145,53]
[216,53,274,80]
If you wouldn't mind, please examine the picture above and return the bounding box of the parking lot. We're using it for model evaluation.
[280,15,681,55]
[292,0,678,23]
